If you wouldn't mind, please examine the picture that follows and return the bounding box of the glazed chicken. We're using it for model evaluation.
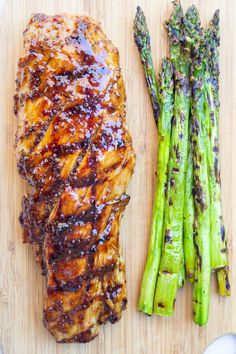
[14,13,135,343]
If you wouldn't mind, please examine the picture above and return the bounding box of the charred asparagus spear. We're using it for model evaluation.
[191,32,212,327]
[208,11,230,296]
[204,10,228,271]
[154,2,201,316]
[203,10,230,296]
[183,5,203,284]
[134,7,174,314]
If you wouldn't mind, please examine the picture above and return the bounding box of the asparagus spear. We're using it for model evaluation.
[134,6,159,125]
[206,11,229,295]
[203,10,230,296]
[203,11,228,271]
[153,2,201,316]
[182,5,202,283]
[134,8,174,314]
[191,33,212,327]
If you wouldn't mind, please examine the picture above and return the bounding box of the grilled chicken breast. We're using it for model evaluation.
[14,13,135,343]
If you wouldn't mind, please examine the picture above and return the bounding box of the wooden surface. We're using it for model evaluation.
[0,0,235,353]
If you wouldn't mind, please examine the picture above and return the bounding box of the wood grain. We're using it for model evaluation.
[0,0,235,353]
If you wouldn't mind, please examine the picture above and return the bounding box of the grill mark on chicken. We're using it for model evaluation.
[15,13,135,343]
[19,126,101,258]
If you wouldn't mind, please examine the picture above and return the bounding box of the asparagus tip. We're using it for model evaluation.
[198,9,220,78]
[133,6,150,51]
[212,9,220,27]
[165,0,184,44]
[183,5,202,46]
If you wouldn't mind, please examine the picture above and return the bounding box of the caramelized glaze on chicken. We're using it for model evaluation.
[14,13,135,343]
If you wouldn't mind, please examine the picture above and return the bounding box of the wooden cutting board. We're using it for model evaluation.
[0,0,235,353]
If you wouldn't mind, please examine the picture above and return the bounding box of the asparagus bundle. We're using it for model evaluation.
[153,2,190,315]
[134,0,230,326]
[154,3,202,316]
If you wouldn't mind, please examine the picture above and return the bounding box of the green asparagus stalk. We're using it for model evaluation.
[191,34,211,327]
[134,6,159,125]
[207,11,229,295]
[182,6,203,284]
[153,2,201,316]
[203,10,230,296]
[203,11,228,272]
[134,7,174,314]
